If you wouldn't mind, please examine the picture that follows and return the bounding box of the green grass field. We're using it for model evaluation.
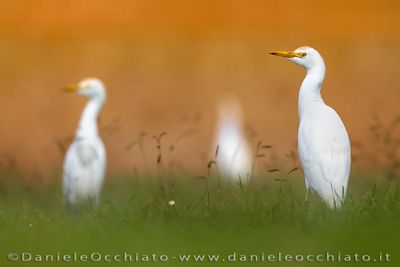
[0,172,399,266]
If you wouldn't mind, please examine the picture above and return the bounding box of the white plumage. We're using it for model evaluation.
[62,78,107,210]
[271,47,351,208]
[213,97,252,182]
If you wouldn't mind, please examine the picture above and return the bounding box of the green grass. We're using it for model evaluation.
[0,172,399,266]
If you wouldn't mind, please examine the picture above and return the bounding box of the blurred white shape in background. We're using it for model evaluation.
[213,95,252,182]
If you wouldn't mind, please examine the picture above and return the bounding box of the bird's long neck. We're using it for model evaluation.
[77,97,104,138]
[298,65,326,119]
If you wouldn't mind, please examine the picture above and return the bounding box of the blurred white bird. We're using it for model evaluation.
[62,78,107,210]
[271,47,351,208]
[213,96,252,183]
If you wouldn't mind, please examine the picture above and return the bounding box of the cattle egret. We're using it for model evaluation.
[271,47,351,208]
[62,78,107,210]
[213,96,252,183]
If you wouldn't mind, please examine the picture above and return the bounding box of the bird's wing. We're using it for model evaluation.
[320,137,350,183]
[63,139,98,179]
[62,138,105,200]
[299,105,351,201]
[317,107,350,184]
[75,139,99,167]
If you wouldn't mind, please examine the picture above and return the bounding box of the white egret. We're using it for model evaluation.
[271,47,351,208]
[62,78,107,210]
[213,96,252,182]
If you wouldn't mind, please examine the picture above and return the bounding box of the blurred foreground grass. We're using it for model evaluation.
[0,172,399,266]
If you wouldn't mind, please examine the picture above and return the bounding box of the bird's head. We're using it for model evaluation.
[63,78,106,101]
[270,46,324,71]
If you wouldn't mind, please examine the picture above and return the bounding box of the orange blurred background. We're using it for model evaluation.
[0,0,399,179]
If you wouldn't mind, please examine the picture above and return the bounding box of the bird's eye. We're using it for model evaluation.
[300,52,307,58]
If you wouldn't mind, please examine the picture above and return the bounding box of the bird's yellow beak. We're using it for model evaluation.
[270,51,306,58]
[63,84,79,92]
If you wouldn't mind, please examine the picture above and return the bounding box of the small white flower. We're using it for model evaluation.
[168,200,175,206]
